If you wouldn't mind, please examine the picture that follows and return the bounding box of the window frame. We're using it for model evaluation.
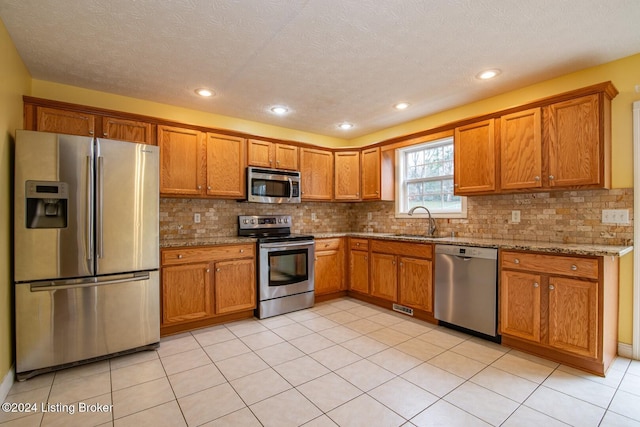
[394,136,467,219]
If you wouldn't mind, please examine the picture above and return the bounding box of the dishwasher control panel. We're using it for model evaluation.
[434,244,497,260]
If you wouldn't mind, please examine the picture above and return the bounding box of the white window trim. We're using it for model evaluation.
[394,137,467,219]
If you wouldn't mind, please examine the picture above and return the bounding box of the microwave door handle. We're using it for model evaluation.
[288,177,293,200]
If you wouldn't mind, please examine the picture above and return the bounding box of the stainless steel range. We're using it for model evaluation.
[238,215,315,319]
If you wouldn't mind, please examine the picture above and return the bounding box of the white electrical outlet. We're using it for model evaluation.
[602,209,629,224]
[194,213,201,223]
[367,212,372,221]
[511,210,521,223]
[311,213,317,221]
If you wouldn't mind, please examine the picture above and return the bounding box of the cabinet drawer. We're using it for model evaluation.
[350,238,369,251]
[501,251,598,280]
[371,240,432,259]
[162,244,255,265]
[316,238,342,252]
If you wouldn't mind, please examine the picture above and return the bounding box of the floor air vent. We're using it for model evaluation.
[392,304,414,316]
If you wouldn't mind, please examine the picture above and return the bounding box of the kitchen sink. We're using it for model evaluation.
[392,233,451,239]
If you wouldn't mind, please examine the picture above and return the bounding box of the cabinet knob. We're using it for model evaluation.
[514,258,520,264]
[206,268,210,272]
[356,192,359,196]
[276,160,280,165]
[207,186,212,190]
[549,175,555,180]
[356,243,360,246]
[571,264,577,271]
[533,282,539,288]
[315,257,318,261]
[240,249,244,253]
[89,130,94,135]
[376,191,379,194]
[534,176,540,181]
[216,268,221,272]
[400,262,404,267]
[177,254,183,259]
[197,185,202,190]
[365,256,368,261]
[549,285,555,290]
[103,132,108,137]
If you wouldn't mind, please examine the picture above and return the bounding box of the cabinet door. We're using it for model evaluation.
[454,119,496,194]
[102,117,155,145]
[361,147,381,200]
[545,94,601,188]
[398,257,433,313]
[548,277,598,358]
[206,133,246,198]
[315,240,345,295]
[36,106,95,136]
[214,258,256,314]
[247,139,273,168]
[500,270,541,342]
[349,250,369,294]
[300,148,333,200]
[500,108,542,190]
[162,263,213,325]
[371,253,398,301]
[334,151,361,200]
[275,143,299,170]
[158,125,205,195]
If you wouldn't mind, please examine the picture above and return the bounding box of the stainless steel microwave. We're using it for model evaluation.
[247,167,301,203]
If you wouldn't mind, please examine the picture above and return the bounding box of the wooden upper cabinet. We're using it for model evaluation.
[102,117,155,145]
[544,94,604,188]
[300,148,333,200]
[206,133,246,198]
[500,108,542,190]
[334,151,361,200]
[158,125,206,196]
[247,139,298,170]
[454,119,496,195]
[36,106,95,136]
[361,147,381,200]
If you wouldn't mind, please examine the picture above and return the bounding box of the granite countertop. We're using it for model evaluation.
[161,232,632,257]
[314,232,633,257]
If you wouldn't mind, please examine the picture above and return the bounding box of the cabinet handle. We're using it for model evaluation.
[103,132,108,137]
[356,243,360,246]
[514,258,520,264]
[207,186,212,190]
[534,176,540,181]
[376,191,379,194]
[197,185,202,190]
[392,261,396,265]
[240,249,244,253]
[315,257,318,261]
[216,268,221,272]
[177,254,183,259]
[89,130,94,135]
[206,268,210,272]
[549,285,555,290]
[571,264,577,271]
[454,183,459,187]
[533,282,539,288]
[549,175,555,180]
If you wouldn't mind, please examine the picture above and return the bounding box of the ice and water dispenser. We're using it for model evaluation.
[25,180,69,228]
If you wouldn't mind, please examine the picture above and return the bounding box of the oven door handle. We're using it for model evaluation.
[261,241,314,249]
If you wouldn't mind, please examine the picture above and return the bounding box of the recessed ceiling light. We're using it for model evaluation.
[195,88,214,97]
[338,122,354,130]
[394,102,410,110]
[270,106,289,115]
[476,69,501,80]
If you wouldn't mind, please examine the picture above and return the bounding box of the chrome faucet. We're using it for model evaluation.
[407,205,437,237]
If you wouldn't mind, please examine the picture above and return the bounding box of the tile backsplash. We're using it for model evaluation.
[161,188,633,246]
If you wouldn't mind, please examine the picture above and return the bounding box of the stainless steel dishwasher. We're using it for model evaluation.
[434,244,499,340]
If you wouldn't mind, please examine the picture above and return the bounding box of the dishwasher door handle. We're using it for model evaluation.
[454,256,473,261]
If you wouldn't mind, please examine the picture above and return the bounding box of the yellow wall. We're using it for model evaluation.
[350,53,640,189]
[30,80,348,148]
[0,18,31,383]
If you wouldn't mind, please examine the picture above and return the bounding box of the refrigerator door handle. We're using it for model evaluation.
[29,272,150,292]
[86,155,94,262]
[96,156,104,259]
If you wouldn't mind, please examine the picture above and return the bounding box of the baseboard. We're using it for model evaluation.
[0,365,15,403]
[618,342,634,359]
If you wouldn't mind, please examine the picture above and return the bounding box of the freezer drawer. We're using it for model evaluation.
[15,271,159,379]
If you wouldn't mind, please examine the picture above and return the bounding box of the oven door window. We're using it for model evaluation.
[251,178,290,198]
[268,249,308,286]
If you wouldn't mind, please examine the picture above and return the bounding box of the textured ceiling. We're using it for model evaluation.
[1,0,639,138]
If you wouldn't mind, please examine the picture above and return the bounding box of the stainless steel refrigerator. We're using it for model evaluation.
[14,130,160,380]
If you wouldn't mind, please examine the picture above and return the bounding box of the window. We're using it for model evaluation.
[395,136,466,218]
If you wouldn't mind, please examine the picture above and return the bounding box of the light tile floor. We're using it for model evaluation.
[2,297,640,426]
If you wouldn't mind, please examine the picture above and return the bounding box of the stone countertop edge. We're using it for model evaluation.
[160,233,633,257]
[314,232,633,257]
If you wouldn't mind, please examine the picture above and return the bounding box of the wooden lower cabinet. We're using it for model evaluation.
[398,257,433,313]
[348,239,369,295]
[161,244,256,335]
[371,253,398,301]
[500,250,617,375]
[314,238,346,296]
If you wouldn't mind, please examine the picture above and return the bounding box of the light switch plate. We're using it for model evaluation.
[194,213,201,223]
[511,210,521,223]
[602,209,629,224]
